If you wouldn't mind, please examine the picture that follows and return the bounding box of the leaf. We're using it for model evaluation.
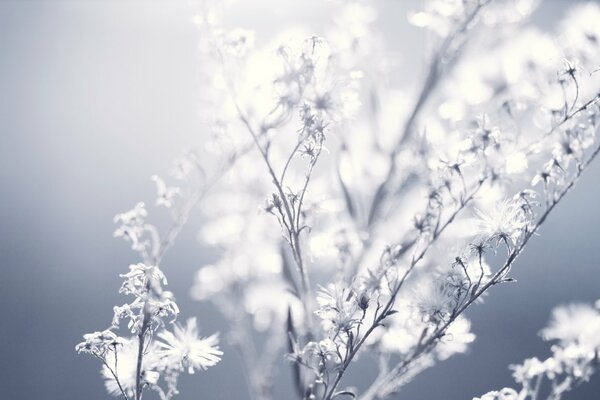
[337,161,356,220]
[286,308,303,398]
[332,390,356,399]
[281,243,300,298]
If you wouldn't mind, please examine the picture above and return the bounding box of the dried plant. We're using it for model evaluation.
[78,1,600,399]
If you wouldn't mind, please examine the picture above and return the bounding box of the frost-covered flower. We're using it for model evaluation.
[156,317,223,374]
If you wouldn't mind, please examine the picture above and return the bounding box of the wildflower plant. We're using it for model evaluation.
[475,300,600,400]
[79,0,600,399]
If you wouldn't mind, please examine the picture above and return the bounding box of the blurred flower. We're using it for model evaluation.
[473,387,520,400]
[436,316,475,360]
[151,175,180,209]
[561,2,600,62]
[541,303,600,349]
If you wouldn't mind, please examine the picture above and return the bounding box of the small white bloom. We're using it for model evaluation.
[541,303,600,349]
[437,316,475,360]
[473,200,527,247]
[474,387,520,400]
[113,202,149,252]
[151,175,180,209]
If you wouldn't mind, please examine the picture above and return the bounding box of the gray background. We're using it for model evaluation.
[1,0,599,399]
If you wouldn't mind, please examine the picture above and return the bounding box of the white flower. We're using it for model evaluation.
[414,278,459,324]
[300,338,341,365]
[76,329,126,356]
[474,387,520,400]
[243,281,304,332]
[505,151,528,175]
[473,200,527,247]
[436,316,476,360]
[156,318,223,374]
[540,303,600,349]
[315,282,361,333]
[119,263,167,297]
[113,202,148,252]
[511,357,546,384]
[101,339,158,398]
[561,3,600,61]
[151,175,180,209]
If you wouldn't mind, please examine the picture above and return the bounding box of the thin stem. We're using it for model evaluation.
[237,106,310,293]
[522,93,600,156]
[135,315,150,400]
[281,140,304,183]
[322,180,485,400]
[365,0,491,227]
[93,354,130,400]
[153,143,253,266]
[359,142,600,400]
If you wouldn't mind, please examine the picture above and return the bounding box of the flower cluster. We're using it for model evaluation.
[475,300,600,400]
[80,1,600,400]
[78,172,222,399]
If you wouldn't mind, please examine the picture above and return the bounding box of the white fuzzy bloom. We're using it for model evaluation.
[473,200,528,246]
[101,339,159,398]
[156,317,223,374]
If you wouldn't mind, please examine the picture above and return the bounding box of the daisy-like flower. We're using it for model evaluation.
[315,282,361,333]
[156,317,223,374]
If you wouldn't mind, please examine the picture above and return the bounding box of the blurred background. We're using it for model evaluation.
[1,0,599,399]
